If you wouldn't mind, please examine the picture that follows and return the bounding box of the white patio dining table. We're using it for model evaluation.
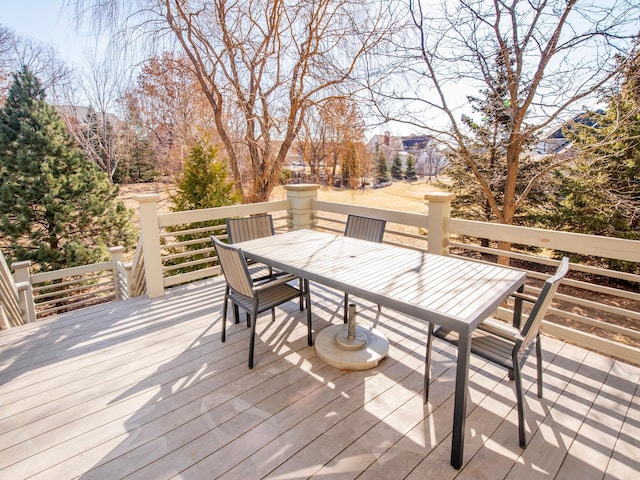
[237,228,526,469]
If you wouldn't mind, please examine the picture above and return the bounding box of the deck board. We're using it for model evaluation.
[1,277,638,479]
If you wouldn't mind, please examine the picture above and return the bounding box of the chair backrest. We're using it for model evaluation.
[344,214,386,243]
[211,235,255,298]
[227,214,275,243]
[520,257,569,348]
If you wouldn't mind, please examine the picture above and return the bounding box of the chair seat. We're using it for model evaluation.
[229,281,302,314]
[433,322,519,371]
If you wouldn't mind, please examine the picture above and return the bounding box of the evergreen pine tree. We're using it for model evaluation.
[537,50,640,271]
[390,152,404,179]
[340,141,359,189]
[170,141,240,211]
[443,51,543,225]
[0,66,135,271]
[114,131,157,183]
[167,140,240,273]
[375,149,391,184]
[405,154,417,180]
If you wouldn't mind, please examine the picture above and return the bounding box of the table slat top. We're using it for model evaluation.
[238,230,526,332]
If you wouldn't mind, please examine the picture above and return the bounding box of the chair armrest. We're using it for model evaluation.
[254,274,298,291]
[509,291,536,329]
[478,317,524,342]
[510,292,537,304]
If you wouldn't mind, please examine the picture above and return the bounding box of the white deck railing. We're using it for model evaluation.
[311,197,640,365]
[4,246,129,323]
[1,251,25,328]
[2,184,638,365]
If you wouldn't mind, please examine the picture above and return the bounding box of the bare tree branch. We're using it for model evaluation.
[372,0,639,228]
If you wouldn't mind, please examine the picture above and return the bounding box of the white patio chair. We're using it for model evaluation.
[424,257,569,448]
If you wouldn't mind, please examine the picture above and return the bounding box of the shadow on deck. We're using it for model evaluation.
[1,277,638,479]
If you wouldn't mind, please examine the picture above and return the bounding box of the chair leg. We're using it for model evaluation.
[221,286,229,342]
[536,334,544,398]
[304,279,313,346]
[424,323,435,403]
[512,356,527,448]
[249,303,259,368]
[233,303,240,324]
[299,278,304,311]
[343,293,349,323]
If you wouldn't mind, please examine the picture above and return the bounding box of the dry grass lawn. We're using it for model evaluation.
[118,179,447,221]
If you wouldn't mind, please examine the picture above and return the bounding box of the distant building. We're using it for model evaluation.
[56,105,120,126]
[536,111,603,154]
[368,132,448,177]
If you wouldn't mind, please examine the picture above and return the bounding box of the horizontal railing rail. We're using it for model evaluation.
[31,262,117,318]
[153,200,291,289]
[446,218,640,364]
[6,246,127,323]
[312,200,429,251]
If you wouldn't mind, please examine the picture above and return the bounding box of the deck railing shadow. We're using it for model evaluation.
[2,277,638,477]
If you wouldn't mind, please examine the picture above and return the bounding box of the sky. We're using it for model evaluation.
[5,1,621,140]
[0,0,101,69]
[0,1,408,137]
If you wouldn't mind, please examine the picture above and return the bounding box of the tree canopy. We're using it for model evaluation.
[541,48,640,241]
[73,0,393,202]
[0,66,135,271]
[372,0,640,231]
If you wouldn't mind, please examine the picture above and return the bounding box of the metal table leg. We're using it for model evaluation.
[451,332,472,469]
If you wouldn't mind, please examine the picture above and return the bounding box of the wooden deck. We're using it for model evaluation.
[1,277,638,479]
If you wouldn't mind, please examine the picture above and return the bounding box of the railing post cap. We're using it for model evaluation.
[109,246,125,254]
[11,260,31,269]
[284,184,320,192]
[424,192,456,202]
[133,194,161,203]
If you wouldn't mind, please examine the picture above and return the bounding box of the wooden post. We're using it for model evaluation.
[135,194,165,298]
[284,184,320,230]
[425,192,455,256]
[11,260,36,324]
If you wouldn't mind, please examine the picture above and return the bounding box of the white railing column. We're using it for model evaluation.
[425,192,456,256]
[11,260,36,323]
[135,194,165,298]
[285,184,320,230]
[0,305,8,329]
[123,262,134,299]
[109,246,125,300]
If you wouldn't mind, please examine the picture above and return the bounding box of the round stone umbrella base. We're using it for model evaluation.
[315,324,389,371]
